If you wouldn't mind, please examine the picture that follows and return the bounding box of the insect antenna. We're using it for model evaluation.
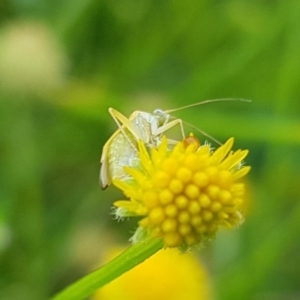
[165,98,251,114]
[181,120,222,145]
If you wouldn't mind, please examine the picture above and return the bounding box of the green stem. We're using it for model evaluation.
[51,238,163,300]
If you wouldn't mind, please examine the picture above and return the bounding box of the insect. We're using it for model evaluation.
[100,108,180,189]
[100,98,250,189]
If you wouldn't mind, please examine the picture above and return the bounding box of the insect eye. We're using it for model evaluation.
[153,109,164,116]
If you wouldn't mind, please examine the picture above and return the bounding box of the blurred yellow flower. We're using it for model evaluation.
[114,135,250,248]
[0,21,66,95]
[92,247,212,300]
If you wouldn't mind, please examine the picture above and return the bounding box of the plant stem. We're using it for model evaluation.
[51,238,163,300]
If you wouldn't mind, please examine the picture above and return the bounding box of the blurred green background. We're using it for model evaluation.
[1,1,300,299]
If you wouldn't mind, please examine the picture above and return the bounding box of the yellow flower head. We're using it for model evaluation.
[92,247,212,300]
[113,134,250,248]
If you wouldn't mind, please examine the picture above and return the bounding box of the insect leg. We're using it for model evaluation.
[108,108,145,151]
[154,118,186,140]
